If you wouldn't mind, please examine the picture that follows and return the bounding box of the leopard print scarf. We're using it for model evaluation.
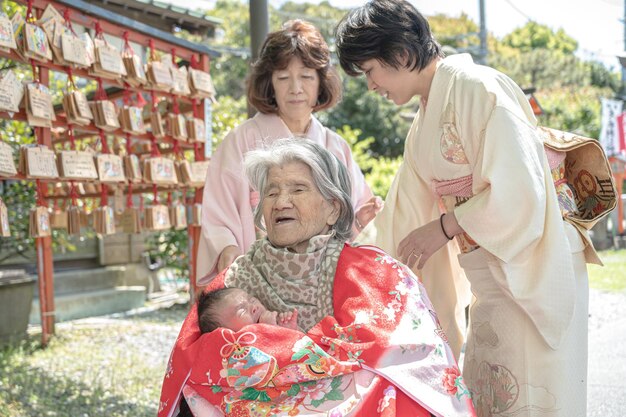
[224,232,344,331]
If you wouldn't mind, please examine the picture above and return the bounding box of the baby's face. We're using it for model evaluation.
[215,288,268,332]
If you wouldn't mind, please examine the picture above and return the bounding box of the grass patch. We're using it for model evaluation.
[0,302,188,417]
[588,249,626,292]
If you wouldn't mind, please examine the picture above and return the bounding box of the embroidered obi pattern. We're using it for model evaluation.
[545,147,578,218]
[432,175,480,254]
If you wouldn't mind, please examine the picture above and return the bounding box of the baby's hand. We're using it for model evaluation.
[277,309,299,330]
[259,310,278,325]
[355,196,384,231]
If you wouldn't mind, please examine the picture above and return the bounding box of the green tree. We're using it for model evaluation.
[430,13,481,54]
[501,21,578,54]
[486,21,620,137]
[320,76,412,157]
[334,125,402,198]
[537,86,609,138]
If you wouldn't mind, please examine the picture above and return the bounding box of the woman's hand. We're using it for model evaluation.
[277,309,299,330]
[217,245,241,273]
[355,196,384,231]
[397,212,462,270]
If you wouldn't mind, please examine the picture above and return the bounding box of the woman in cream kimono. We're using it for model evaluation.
[335,1,592,416]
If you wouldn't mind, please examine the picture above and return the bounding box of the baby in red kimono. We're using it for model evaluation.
[197,287,298,333]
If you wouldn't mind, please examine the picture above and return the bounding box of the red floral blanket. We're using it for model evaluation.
[158,244,476,417]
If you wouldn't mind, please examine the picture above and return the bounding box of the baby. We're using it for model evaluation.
[197,287,298,333]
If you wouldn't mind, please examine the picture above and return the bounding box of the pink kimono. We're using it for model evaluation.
[197,112,373,283]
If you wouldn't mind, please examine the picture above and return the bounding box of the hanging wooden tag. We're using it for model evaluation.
[22,23,52,62]
[189,68,216,99]
[144,204,171,231]
[57,150,99,180]
[169,203,187,230]
[113,186,124,214]
[0,70,25,113]
[186,117,206,143]
[92,100,120,131]
[67,205,82,235]
[95,153,126,183]
[120,207,142,234]
[50,208,68,230]
[63,90,93,126]
[0,141,17,177]
[171,66,190,96]
[11,12,26,61]
[91,38,126,79]
[29,206,51,237]
[20,145,59,179]
[143,157,177,185]
[61,32,89,68]
[190,160,209,187]
[94,205,116,235]
[123,54,147,86]
[166,113,188,141]
[25,83,56,128]
[150,112,165,138]
[119,106,146,135]
[124,154,143,183]
[147,61,173,92]
[0,13,17,52]
[189,203,202,226]
[49,19,66,52]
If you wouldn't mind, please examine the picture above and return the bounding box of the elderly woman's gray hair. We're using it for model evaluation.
[244,139,355,241]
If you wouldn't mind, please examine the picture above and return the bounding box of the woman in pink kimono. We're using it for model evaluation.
[335,1,598,416]
[197,20,379,283]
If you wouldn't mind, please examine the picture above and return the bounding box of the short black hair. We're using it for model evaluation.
[197,287,236,334]
[335,0,443,77]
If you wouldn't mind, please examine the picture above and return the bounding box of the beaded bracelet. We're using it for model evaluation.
[355,217,364,232]
[439,213,453,240]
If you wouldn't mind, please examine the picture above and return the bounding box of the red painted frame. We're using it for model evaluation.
[3,0,210,346]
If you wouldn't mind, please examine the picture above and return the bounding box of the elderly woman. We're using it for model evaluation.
[197,20,381,282]
[159,140,476,417]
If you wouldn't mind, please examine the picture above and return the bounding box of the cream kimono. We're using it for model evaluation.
[375,54,588,416]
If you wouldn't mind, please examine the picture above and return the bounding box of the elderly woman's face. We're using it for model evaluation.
[271,56,320,124]
[262,161,339,253]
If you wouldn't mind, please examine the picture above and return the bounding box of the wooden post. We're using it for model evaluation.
[36,236,55,346]
[36,64,56,347]
[186,52,211,302]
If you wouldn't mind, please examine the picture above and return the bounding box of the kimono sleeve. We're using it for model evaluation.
[454,105,548,263]
[199,131,257,282]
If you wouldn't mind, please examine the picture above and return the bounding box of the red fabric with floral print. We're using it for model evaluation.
[158,244,475,417]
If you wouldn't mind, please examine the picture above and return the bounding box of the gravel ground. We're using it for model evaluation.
[588,288,626,417]
[588,288,626,329]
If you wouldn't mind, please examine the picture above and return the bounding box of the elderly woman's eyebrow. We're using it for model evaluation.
[265,180,312,189]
